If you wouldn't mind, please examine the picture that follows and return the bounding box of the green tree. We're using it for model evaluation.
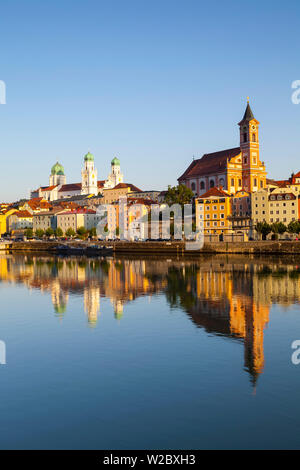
[77,226,88,239]
[35,229,44,239]
[55,227,63,238]
[255,222,272,240]
[45,227,54,238]
[25,228,33,238]
[89,227,97,238]
[271,222,287,240]
[287,221,300,235]
[66,228,76,238]
[165,184,194,208]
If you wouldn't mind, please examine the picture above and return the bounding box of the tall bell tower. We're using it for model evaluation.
[81,152,98,195]
[238,99,266,192]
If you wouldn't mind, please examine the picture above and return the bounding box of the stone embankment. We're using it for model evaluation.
[5,240,300,255]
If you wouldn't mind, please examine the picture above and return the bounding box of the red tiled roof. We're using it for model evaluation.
[113,183,142,192]
[41,185,58,191]
[198,186,231,199]
[178,147,241,180]
[57,208,96,215]
[13,210,33,218]
[58,183,82,192]
[127,197,156,205]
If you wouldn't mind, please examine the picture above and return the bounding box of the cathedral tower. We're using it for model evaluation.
[49,162,66,187]
[81,152,98,195]
[104,157,124,189]
[238,100,266,192]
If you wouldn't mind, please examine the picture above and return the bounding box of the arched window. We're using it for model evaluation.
[210,180,214,188]
[200,181,205,190]
[252,133,256,142]
[254,178,257,187]
[243,133,247,143]
[191,182,196,192]
[219,178,225,187]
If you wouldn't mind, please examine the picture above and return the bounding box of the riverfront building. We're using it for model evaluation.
[178,101,267,197]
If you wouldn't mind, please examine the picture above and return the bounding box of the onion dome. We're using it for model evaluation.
[84,152,94,162]
[51,162,65,176]
[111,156,120,166]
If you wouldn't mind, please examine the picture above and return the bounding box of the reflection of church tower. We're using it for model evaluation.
[112,299,124,320]
[84,286,100,326]
[244,301,269,387]
[51,280,69,318]
[81,152,98,195]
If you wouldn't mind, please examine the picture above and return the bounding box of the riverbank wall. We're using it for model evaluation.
[4,240,300,255]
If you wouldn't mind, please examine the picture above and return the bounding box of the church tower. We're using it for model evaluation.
[238,100,266,192]
[81,152,98,195]
[49,162,66,187]
[104,157,124,189]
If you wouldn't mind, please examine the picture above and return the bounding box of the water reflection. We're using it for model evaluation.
[0,253,299,386]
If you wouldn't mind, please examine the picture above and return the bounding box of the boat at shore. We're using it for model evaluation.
[55,244,113,256]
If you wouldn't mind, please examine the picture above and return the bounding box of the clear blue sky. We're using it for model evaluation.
[1,0,300,201]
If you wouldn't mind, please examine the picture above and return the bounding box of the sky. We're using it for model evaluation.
[0,0,300,201]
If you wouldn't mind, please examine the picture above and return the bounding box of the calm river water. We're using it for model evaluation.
[0,253,299,449]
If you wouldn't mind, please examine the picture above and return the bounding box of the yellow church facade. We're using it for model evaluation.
[178,101,267,196]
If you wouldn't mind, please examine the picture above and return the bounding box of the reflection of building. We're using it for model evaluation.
[84,286,100,326]
[51,280,69,317]
[1,254,300,387]
[190,269,270,385]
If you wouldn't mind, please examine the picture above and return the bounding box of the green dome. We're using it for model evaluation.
[51,162,65,176]
[111,157,120,166]
[84,152,94,162]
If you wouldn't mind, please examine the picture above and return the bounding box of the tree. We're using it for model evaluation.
[55,227,63,238]
[25,228,33,238]
[45,227,54,238]
[35,229,44,239]
[271,222,287,240]
[165,184,194,208]
[66,228,76,238]
[89,227,97,238]
[255,222,271,240]
[77,226,88,239]
[287,221,300,235]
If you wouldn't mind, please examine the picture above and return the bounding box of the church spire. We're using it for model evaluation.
[242,99,255,121]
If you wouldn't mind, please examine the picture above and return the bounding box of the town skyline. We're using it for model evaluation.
[1,97,299,203]
[1,0,300,201]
